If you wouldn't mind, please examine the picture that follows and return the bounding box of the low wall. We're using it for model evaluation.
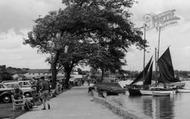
[92,91,151,119]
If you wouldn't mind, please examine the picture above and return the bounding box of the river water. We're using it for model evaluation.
[115,81,190,119]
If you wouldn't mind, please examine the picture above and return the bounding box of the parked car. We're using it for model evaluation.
[0,83,13,103]
[3,81,35,98]
[18,80,32,88]
[95,82,126,96]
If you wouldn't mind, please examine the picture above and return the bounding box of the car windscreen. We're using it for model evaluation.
[4,83,18,88]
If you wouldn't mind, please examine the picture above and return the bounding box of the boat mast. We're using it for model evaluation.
[143,24,147,81]
[143,9,180,85]
[155,48,157,76]
[155,26,161,84]
[157,27,161,59]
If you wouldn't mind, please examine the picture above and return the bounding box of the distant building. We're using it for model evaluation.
[24,69,64,79]
[12,74,25,80]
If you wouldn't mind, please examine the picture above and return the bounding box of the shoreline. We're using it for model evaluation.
[92,91,151,119]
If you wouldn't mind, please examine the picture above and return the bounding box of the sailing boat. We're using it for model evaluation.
[151,47,183,96]
[128,57,153,96]
[157,48,185,88]
[140,62,153,95]
[129,47,184,96]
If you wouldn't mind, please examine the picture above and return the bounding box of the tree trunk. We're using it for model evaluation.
[62,62,74,89]
[100,68,105,82]
[64,67,72,89]
[51,51,60,89]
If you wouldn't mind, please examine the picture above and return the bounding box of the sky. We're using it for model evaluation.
[0,0,190,71]
[0,0,63,69]
[125,0,190,71]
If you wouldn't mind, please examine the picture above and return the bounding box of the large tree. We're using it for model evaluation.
[24,11,66,89]
[88,44,126,82]
[56,34,95,88]
[24,0,146,88]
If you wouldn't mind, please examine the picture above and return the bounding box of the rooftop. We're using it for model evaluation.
[27,69,50,73]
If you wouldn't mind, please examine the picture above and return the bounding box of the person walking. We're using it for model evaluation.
[40,77,51,110]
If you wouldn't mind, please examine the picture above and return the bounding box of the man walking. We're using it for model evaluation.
[40,77,51,110]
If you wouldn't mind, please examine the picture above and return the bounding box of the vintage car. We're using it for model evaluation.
[3,81,35,98]
[0,83,13,103]
[95,82,126,96]
[18,80,32,88]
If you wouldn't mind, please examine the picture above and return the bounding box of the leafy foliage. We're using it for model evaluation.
[24,0,145,87]
[0,65,13,81]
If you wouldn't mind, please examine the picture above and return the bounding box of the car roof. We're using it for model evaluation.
[18,80,30,82]
[3,81,18,84]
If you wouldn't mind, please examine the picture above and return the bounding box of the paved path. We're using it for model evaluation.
[17,87,121,119]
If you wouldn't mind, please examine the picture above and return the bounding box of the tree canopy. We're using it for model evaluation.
[24,0,146,87]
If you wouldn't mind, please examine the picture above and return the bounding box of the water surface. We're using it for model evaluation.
[118,81,190,119]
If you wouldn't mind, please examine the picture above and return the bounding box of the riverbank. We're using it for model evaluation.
[92,91,151,119]
[16,86,121,119]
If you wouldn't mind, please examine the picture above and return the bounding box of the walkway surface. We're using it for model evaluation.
[17,86,121,119]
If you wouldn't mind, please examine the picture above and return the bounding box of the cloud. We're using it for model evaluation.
[0,0,62,69]
[0,0,63,33]
[0,29,22,50]
[0,0,189,70]
[122,0,190,71]
[0,28,49,69]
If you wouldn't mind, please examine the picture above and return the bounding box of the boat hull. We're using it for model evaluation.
[177,89,190,93]
[152,90,175,96]
[128,88,141,96]
[140,90,152,95]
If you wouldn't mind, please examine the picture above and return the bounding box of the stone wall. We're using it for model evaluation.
[92,91,151,119]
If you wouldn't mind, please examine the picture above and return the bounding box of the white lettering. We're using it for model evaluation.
[144,9,180,30]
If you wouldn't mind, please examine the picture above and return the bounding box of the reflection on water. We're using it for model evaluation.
[142,96,174,119]
[120,92,190,119]
[120,81,190,119]
[121,94,190,119]
[142,97,152,117]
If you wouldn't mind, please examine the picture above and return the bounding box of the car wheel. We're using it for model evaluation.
[24,92,32,97]
[2,95,11,103]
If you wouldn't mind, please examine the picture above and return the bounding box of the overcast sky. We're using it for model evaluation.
[0,0,190,71]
